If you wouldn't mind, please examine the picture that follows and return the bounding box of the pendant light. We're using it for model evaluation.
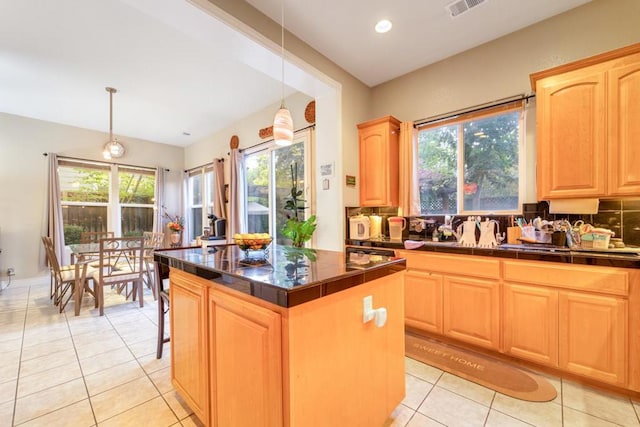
[273,0,293,146]
[103,87,125,159]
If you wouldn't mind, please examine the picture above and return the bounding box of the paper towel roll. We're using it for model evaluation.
[369,215,382,239]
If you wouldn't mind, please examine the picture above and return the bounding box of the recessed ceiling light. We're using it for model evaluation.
[375,19,392,34]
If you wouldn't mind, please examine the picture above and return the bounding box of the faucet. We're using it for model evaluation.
[438,215,461,242]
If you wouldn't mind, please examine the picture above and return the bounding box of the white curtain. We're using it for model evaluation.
[153,167,166,235]
[399,121,421,216]
[228,148,246,242]
[213,159,226,219]
[44,153,66,266]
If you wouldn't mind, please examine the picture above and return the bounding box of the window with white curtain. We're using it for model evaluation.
[58,159,156,244]
[416,101,524,215]
[244,135,309,245]
[186,166,214,241]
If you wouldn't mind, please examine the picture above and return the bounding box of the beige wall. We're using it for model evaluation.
[203,0,373,209]
[0,112,184,279]
[371,0,640,121]
[370,0,640,202]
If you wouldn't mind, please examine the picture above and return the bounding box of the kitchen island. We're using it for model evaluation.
[154,244,406,427]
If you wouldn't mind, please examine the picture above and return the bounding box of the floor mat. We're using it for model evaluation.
[405,332,557,402]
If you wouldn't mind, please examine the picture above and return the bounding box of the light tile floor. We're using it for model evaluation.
[1,276,639,426]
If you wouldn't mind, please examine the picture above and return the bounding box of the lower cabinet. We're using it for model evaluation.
[170,267,406,426]
[171,270,282,426]
[443,275,500,350]
[399,251,638,391]
[504,283,559,367]
[208,289,283,426]
[559,291,627,386]
[405,270,443,334]
[170,272,210,426]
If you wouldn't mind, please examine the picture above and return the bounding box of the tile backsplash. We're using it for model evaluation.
[346,198,640,247]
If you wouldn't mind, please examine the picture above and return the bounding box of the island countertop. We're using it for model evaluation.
[154,244,406,308]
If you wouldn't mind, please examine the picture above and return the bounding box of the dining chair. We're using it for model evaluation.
[80,231,115,243]
[142,232,164,299]
[41,236,93,313]
[91,236,145,316]
[154,261,170,358]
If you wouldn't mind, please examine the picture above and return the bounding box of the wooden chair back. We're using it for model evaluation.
[80,231,114,244]
[95,237,145,284]
[143,232,165,250]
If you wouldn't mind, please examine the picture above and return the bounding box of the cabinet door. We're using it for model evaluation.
[559,291,627,385]
[443,276,500,350]
[358,117,400,206]
[405,270,443,334]
[608,60,640,196]
[536,70,606,199]
[504,283,558,367]
[170,272,210,426]
[209,290,283,427]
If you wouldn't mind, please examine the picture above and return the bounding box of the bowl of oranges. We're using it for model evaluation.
[233,233,272,251]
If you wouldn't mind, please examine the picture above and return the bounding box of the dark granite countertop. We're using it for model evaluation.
[346,238,640,269]
[154,244,406,308]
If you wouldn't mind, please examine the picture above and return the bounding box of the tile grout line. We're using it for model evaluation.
[11,286,31,427]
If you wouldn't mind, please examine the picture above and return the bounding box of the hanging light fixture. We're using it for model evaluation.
[102,87,125,159]
[273,0,293,146]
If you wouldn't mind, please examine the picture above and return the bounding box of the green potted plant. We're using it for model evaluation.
[282,162,317,248]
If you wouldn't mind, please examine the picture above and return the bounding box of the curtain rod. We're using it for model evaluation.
[43,153,169,172]
[184,158,224,173]
[227,124,316,155]
[414,93,536,127]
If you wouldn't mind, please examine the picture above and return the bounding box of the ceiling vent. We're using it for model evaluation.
[446,0,487,18]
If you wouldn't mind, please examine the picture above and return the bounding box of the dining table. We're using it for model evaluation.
[68,242,153,316]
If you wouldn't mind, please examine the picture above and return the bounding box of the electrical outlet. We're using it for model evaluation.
[7,268,14,276]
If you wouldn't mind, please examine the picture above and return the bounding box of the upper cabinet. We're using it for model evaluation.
[357,116,401,206]
[531,43,640,200]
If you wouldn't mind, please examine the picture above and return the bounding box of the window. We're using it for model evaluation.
[119,167,155,237]
[58,159,156,244]
[244,135,309,245]
[186,166,214,241]
[416,102,523,215]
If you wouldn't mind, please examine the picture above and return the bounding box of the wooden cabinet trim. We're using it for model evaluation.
[399,251,500,279]
[503,261,628,296]
[530,42,640,90]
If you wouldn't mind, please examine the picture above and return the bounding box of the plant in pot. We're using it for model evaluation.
[282,162,317,248]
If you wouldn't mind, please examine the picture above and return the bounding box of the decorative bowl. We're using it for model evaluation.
[233,233,272,251]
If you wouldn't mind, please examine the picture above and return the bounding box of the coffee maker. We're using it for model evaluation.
[207,214,227,240]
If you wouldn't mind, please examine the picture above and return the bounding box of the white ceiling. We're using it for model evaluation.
[249,0,592,87]
[0,0,592,148]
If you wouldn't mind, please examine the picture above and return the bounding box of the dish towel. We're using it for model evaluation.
[404,240,426,250]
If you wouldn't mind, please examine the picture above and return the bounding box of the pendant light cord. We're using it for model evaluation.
[280,0,285,108]
[106,87,117,143]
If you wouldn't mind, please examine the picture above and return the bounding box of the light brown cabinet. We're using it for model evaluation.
[504,283,559,367]
[405,270,443,334]
[398,251,500,350]
[607,59,640,195]
[559,291,627,386]
[357,116,401,206]
[170,271,211,426]
[208,289,283,426]
[531,43,640,199]
[443,275,500,350]
[170,267,406,426]
[398,250,640,392]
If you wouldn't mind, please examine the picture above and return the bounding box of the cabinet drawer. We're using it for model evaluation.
[503,261,628,296]
[400,251,500,279]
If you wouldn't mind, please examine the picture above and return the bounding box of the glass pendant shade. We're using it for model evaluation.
[102,87,125,159]
[273,107,293,146]
[103,139,125,159]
